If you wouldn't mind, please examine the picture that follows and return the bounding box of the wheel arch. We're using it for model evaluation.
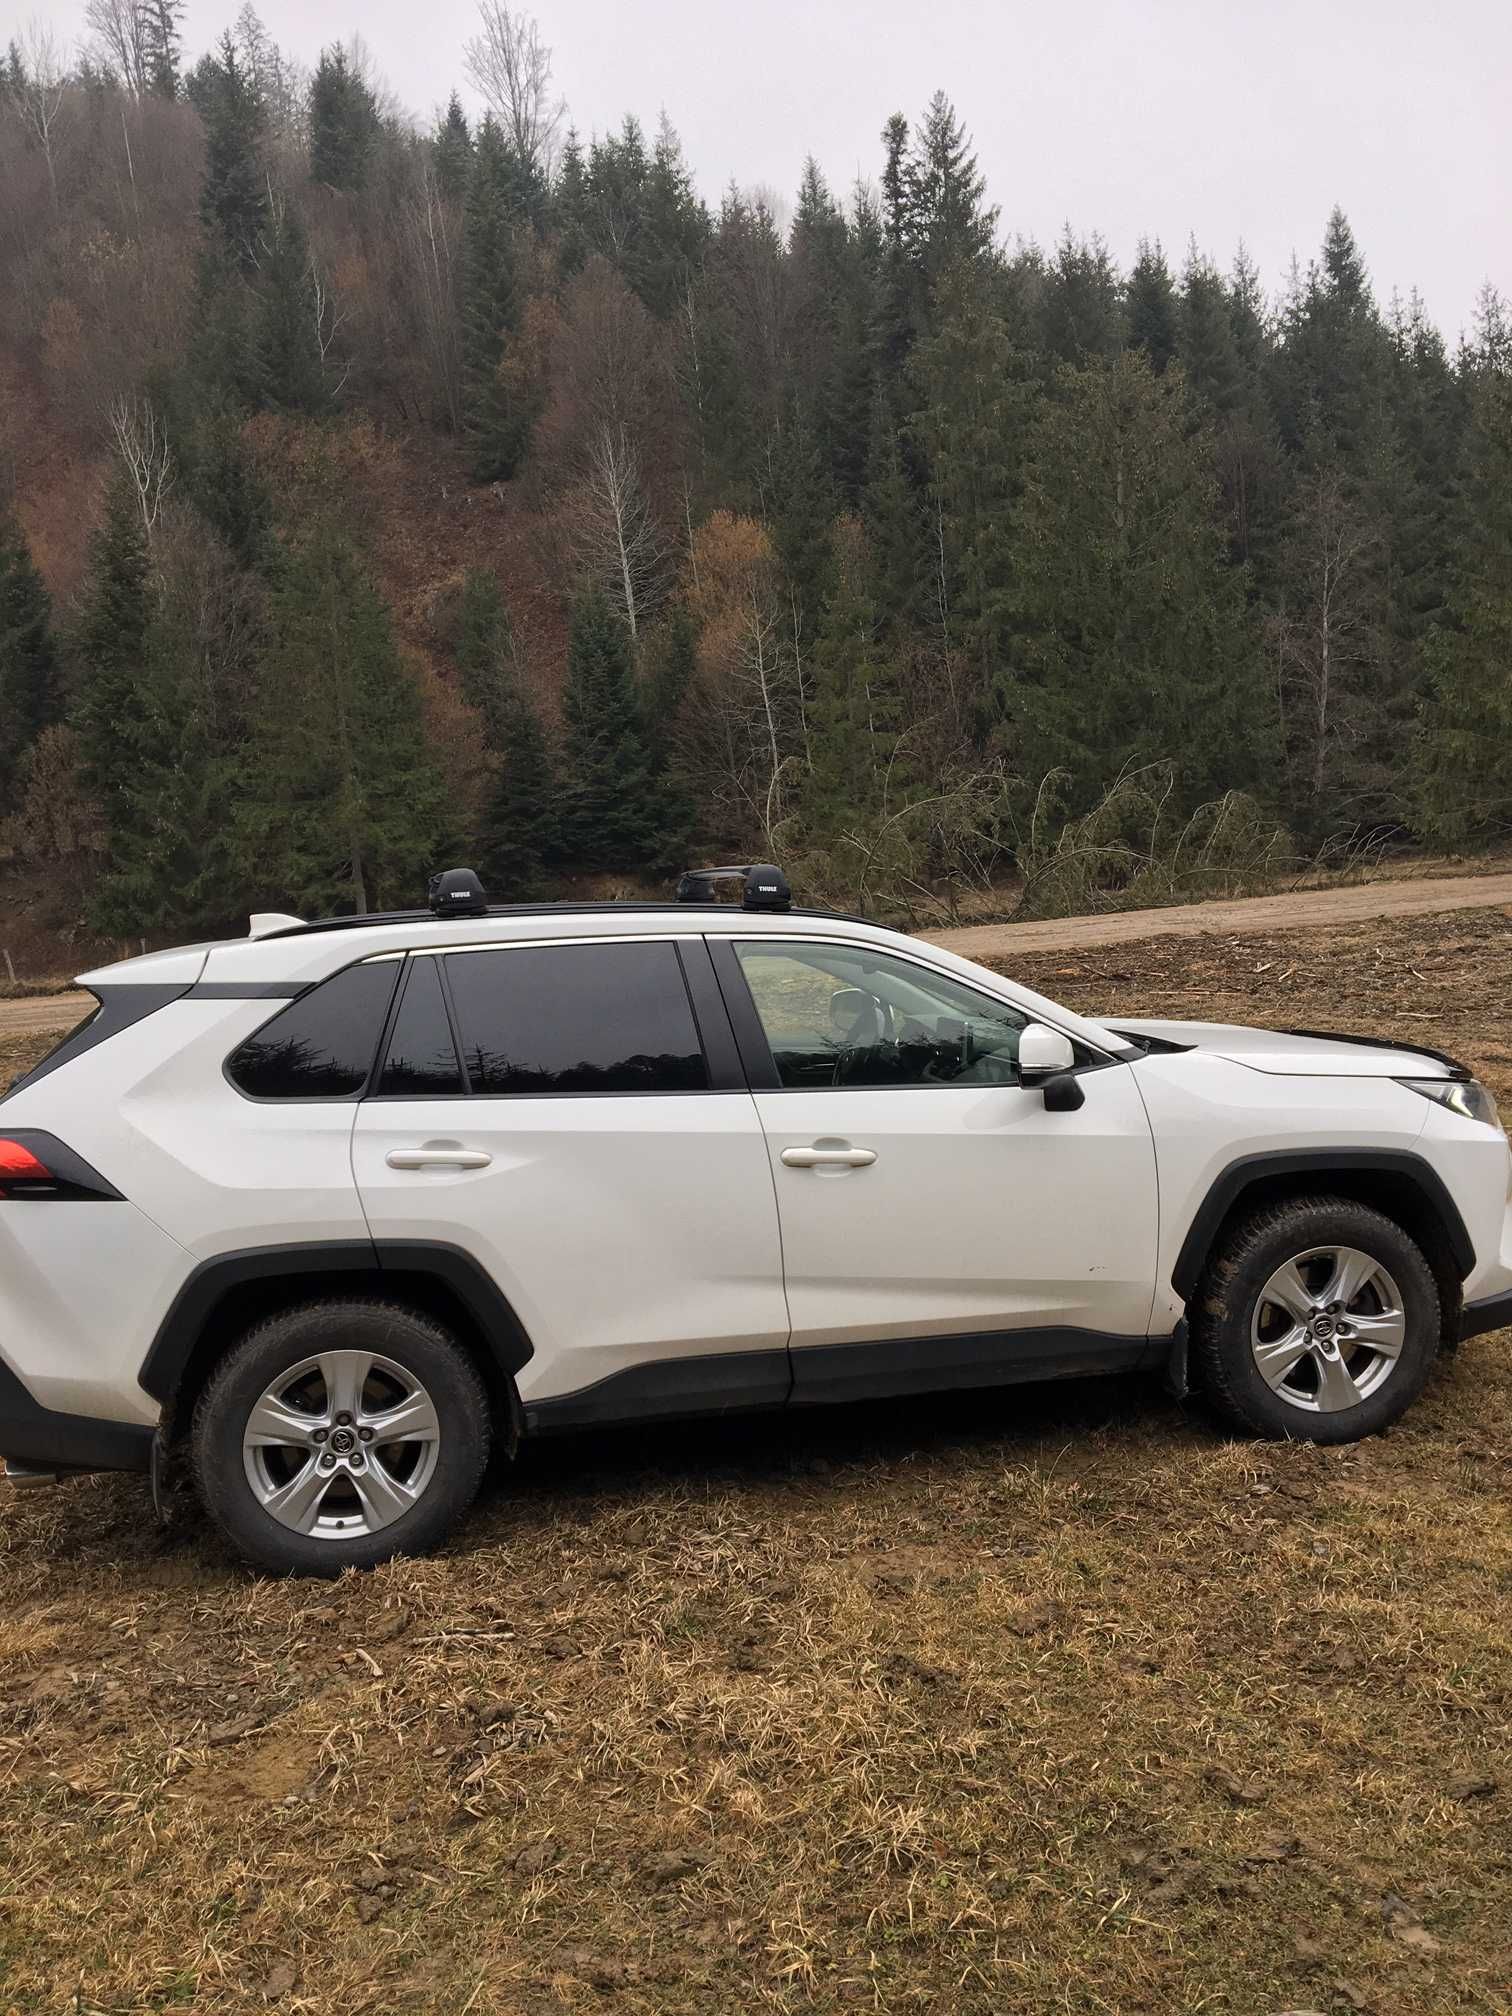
[141,1240,532,1440]
[1171,1150,1472,1342]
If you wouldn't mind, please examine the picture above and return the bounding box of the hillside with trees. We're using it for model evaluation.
[0,1,1508,951]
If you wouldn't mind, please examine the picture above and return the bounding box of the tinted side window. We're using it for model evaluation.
[377,958,464,1097]
[734,941,1031,1090]
[227,962,399,1099]
[445,943,708,1095]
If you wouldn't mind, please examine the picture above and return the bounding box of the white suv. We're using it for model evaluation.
[3,865,1510,1576]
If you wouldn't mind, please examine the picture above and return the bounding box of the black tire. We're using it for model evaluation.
[192,1299,492,1576]
[1190,1195,1440,1444]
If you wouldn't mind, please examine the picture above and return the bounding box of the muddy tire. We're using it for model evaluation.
[1191,1195,1439,1444]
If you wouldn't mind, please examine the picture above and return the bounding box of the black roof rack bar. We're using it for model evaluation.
[256,896,881,943]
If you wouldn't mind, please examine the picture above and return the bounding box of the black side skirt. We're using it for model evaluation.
[0,1357,155,1475]
[1459,1290,1512,1342]
[524,1328,1159,1434]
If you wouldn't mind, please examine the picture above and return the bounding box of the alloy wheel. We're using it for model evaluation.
[241,1350,442,1539]
[1249,1245,1407,1414]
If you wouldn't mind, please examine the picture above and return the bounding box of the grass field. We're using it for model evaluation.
[1,907,1510,2014]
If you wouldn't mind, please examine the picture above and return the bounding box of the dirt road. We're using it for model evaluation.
[925,867,1512,960]
[0,989,91,1038]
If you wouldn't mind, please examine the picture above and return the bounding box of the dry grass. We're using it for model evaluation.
[2,909,1511,2014]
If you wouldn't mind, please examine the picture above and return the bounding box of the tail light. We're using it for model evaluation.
[0,1133,122,1201]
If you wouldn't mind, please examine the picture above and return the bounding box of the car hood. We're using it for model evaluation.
[1111,1018,1467,1079]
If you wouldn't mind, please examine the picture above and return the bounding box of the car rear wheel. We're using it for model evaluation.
[192,1300,491,1575]
[1191,1196,1440,1443]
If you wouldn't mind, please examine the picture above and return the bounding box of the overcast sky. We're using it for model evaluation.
[37,0,1512,339]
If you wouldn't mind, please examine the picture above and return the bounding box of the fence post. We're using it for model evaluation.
[2,948,15,986]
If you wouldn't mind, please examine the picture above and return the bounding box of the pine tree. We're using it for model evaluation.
[558,590,657,868]
[1415,368,1512,843]
[462,115,526,481]
[310,45,379,193]
[479,678,561,895]
[1178,243,1243,411]
[553,128,590,278]
[434,92,472,204]
[1126,240,1178,373]
[240,528,447,913]
[1011,351,1271,818]
[198,33,267,272]
[0,509,58,796]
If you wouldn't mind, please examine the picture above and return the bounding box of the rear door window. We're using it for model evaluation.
[227,961,399,1099]
[444,942,708,1095]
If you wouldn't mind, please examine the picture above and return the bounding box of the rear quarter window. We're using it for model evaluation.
[227,961,400,1099]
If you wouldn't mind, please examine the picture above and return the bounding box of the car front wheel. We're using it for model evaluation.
[1192,1196,1440,1443]
[192,1300,492,1575]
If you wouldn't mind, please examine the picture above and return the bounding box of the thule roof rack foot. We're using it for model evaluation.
[675,863,792,912]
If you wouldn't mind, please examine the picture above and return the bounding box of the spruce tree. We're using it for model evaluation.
[1040,229,1124,364]
[1415,368,1512,843]
[434,93,472,204]
[479,680,561,896]
[1011,351,1271,818]
[462,116,526,481]
[141,0,183,98]
[803,538,902,834]
[1126,240,1179,373]
[310,46,379,193]
[558,590,656,869]
[256,199,329,414]
[453,566,514,744]
[199,33,267,272]
[0,509,59,796]
[74,483,214,933]
[911,261,1034,727]
[240,528,446,913]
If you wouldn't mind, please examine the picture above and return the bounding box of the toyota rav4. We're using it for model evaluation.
[3,864,1509,1576]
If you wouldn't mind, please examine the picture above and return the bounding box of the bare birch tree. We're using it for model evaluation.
[569,422,669,642]
[83,0,147,96]
[463,2,564,180]
[109,392,174,533]
[1270,468,1382,809]
[15,22,70,212]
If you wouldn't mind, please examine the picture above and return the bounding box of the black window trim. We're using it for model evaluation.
[365,933,741,1102]
[222,956,403,1105]
[709,931,1120,1092]
[363,952,471,1102]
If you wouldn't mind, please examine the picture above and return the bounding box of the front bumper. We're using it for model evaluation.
[0,1355,154,1477]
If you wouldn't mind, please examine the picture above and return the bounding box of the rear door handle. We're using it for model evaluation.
[385,1147,492,1171]
[780,1146,877,1169]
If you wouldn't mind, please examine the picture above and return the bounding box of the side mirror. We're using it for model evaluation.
[1017,1022,1076,1085]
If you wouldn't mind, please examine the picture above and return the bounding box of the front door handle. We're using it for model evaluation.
[385,1147,492,1171]
[780,1145,877,1169]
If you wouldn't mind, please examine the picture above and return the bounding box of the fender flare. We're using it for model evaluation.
[138,1238,534,1405]
[1169,1149,1476,1303]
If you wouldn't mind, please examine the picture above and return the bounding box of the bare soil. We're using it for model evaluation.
[1,909,1510,2013]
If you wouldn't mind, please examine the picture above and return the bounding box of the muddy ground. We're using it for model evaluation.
[1,907,1509,2014]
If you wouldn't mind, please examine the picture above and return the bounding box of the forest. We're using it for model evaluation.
[0,0,1509,940]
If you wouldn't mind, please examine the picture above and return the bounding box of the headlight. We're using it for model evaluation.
[1399,1077,1503,1130]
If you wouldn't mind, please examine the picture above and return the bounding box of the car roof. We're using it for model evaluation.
[77,902,1134,1061]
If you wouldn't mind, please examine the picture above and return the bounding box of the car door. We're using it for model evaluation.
[712,935,1160,1403]
[351,935,791,1423]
